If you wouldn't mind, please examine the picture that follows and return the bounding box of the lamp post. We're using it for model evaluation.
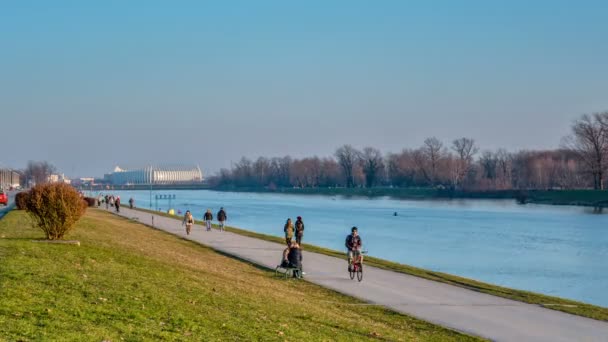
[149,182,152,209]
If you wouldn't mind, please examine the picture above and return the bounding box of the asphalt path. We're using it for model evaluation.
[109,207,608,342]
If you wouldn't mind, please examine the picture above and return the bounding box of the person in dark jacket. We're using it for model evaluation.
[203,209,213,231]
[217,207,227,232]
[345,226,363,270]
[129,197,134,209]
[295,216,304,245]
[287,242,303,277]
[115,196,121,213]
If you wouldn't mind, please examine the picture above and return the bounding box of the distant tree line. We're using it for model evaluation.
[209,112,608,191]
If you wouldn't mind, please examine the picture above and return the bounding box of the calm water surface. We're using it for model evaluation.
[105,189,608,307]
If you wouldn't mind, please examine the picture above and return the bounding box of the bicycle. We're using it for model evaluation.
[348,249,366,282]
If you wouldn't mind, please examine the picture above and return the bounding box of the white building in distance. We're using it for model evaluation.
[107,165,203,185]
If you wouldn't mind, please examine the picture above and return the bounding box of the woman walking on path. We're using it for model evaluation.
[203,209,213,231]
[182,210,194,235]
[115,196,121,213]
[295,216,305,245]
[284,218,294,246]
[217,207,227,232]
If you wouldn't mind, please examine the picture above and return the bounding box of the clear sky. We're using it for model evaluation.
[1,0,607,178]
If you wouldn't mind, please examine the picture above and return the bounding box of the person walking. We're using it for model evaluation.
[182,210,194,235]
[217,207,227,232]
[129,197,134,209]
[284,218,294,246]
[295,216,305,245]
[109,196,115,208]
[203,209,213,231]
[105,195,109,210]
[115,196,121,213]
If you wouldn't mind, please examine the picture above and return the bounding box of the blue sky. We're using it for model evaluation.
[1,1,607,177]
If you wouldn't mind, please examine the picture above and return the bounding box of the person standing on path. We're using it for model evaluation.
[284,218,294,246]
[203,209,213,231]
[217,207,227,232]
[115,196,121,213]
[182,210,194,235]
[295,216,304,245]
[105,195,109,210]
[129,197,134,209]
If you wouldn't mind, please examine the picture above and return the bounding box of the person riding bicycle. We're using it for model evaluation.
[345,226,362,271]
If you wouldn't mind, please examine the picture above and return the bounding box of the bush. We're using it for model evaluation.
[83,197,97,207]
[15,191,30,210]
[25,183,87,240]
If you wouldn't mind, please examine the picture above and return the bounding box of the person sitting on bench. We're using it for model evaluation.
[287,242,302,277]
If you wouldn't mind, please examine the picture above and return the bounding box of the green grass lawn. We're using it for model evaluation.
[0,210,480,341]
[135,207,608,322]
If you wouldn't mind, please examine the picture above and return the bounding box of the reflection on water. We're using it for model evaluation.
[104,189,608,307]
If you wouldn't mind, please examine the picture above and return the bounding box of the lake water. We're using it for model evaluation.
[103,189,608,307]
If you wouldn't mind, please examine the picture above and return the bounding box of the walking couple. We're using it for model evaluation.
[284,216,304,246]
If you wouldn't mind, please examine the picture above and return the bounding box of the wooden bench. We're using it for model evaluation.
[275,265,302,279]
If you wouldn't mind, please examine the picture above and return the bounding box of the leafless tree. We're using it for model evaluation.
[24,161,56,186]
[335,145,360,187]
[253,157,271,186]
[387,150,417,187]
[359,147,384,187]
[413,137,446,186]
[564,113,608,189]
[451,137,478,189]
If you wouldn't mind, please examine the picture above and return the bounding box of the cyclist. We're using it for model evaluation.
[345,226,362,271]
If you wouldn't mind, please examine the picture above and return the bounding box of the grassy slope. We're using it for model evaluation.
[135,207,608,322]
[0,210,480,341]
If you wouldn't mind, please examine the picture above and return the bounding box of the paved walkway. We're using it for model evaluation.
[110,207,608,342]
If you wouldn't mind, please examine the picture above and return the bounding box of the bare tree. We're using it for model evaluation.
[413,137,446,186]
[253,157,271,186]
[387,150,417,187]
[564,113,608,189]
[359,147,384,187]
[24,161,56,186]
[451,137,478,189]
[335,145,360,187]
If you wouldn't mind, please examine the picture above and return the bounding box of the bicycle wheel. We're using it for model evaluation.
[349,265,355,280]
[357,264,363,282]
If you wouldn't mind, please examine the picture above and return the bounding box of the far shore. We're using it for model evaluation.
[77,184,608,208]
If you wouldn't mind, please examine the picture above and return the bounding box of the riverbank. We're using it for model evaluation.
[132,206,608,322]
[0,210,477,341]
[212,187,608,207]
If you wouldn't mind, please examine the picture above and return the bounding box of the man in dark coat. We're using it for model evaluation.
[217,207,227,232]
